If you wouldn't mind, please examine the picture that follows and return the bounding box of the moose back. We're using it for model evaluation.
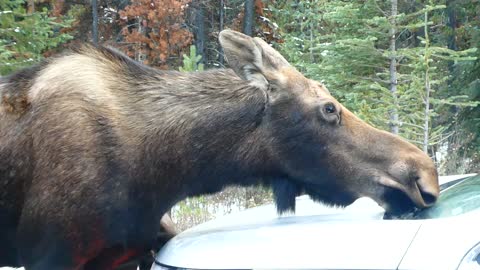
[0,30,439,269]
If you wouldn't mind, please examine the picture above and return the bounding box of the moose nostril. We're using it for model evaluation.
[414,173,439,207]
[420,190,437,206]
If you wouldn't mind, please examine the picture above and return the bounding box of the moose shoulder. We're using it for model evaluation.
[0,30,439,270]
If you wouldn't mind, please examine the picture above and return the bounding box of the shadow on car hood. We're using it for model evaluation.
[183,196,386,234]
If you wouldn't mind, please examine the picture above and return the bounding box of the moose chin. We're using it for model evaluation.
[0,30,439,269]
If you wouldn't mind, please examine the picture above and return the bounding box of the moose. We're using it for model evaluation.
[0,30,439,270]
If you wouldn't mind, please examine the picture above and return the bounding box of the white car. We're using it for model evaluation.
[152,174,480,270]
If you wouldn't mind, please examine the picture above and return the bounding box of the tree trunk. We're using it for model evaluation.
[423,10,431,154]
[92,0,98,45]
[446,0,457,88]
[135,16,146,62]
[389,0,399,134]
[193,0,206,65]
[309,26,314,63]
[243,0,255,36]
[218,0,225,66]
[27,0,35,14]
[446,0,457,51]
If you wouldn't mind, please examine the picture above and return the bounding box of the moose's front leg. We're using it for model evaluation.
[17,192,113,270]
[83,246,145,270]
[17,219,108,270]
[17,220,88,270]
[19,212,146,270]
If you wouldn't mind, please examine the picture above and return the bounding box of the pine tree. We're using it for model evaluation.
[395,3,477,155]
[270,0,477,160]
[271,0,396,130]
[179,45,204,72]
[431,0,480,172]
[0,0,74,75]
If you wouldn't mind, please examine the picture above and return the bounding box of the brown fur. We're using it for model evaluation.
[0,30,439,269]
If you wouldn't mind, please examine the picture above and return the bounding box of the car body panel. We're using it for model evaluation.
[399,210,480,270]
[155,174,479,270]
[157,196,419,269]
[158,217,421,270]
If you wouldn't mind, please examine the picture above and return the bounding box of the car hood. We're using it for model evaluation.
[157,197,422,269]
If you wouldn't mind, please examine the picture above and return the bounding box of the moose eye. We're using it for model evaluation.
[324,103,336,114]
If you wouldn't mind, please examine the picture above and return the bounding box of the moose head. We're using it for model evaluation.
[219,30,439,215]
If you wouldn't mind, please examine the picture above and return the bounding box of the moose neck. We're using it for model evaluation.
[135,69,274,207]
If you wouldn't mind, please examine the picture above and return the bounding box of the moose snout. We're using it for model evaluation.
[415,167,439,207]
[387,158,439,209]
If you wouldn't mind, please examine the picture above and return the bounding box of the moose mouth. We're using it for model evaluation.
[381,187,419,218]
[374,174,434,217]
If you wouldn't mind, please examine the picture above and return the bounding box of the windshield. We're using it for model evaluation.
[396,174,480,220]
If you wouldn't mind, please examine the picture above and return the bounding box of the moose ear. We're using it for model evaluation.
[219,30,290,89]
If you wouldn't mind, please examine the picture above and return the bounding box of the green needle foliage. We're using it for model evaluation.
[0,0,74,75]
[270,0,478,172]
[179,45,205,72]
